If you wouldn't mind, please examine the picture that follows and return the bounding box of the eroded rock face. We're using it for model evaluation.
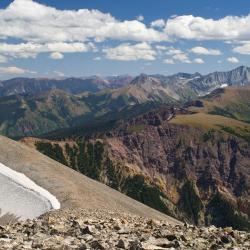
[0,209,249,250]
[24,107,250,230]
[104,110,250,227]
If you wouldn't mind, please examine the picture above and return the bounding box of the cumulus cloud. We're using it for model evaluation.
[0,0,166,43]
[190,46,221,55]
[0,42,91,59]
[165,48,191,64]
[194,58,205,64]
[50,52,64,60]
[0,66,34,74]
[136,15,144,21]
[227,57,239,63]
[165,14,250,41]
[233,43,250,55]
[172,53,191,64]
[0,0,248,66]
[151,19,165,28]
[103,42,157,61]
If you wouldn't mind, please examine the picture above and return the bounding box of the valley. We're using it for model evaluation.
[1,66,250,235]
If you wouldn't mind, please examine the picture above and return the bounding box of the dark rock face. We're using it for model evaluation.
[24,105,249,230]
[30,107,250,230]
[104,110,250,229]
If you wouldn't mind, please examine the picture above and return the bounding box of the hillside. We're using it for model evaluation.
[1,66,250,138]
[0,86,175,138]
[23,97,250,231]
[0,135,178,224]
[202,86,250,123]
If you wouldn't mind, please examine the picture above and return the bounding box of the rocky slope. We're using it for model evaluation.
[132,66,250,98]
[0,135,178,225]
[0,208,249,250]
[24,89,250,231]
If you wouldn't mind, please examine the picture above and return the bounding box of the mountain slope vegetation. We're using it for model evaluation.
[22,91,250,230]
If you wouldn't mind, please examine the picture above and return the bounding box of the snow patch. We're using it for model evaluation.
[0,162,60,210]
[220,83,228,88]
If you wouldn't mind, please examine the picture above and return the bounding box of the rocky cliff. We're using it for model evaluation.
[24,104,250,231]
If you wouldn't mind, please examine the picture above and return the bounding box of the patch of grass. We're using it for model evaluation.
[170,113,250,141]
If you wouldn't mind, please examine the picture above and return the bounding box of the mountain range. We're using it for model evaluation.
[0,66,250,138]
[0,66,250,231]
[21,85,250,231]
[0,66,250,98]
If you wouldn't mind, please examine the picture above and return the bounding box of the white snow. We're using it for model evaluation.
[0,162,60,219]
[220,84,228,88]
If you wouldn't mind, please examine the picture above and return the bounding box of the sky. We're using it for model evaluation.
[0,0,250,79]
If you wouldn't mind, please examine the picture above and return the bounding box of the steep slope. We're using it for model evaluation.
[25,95,250,230]
[0,84,176,138]
[201,86,250,123]
[0,89,91,138]
[0,135,178,224]
[187,66,250,93]
[131,66,250,99]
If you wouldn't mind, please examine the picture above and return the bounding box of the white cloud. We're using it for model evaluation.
[137,15,144,21]
[53,70,65,77]
[103,42,157,61]
[0,42,91,59]
[0,55,7,63]
[190,46,221,55]
[163,58,175,64]
[155,45,168,51]
[0,0,166,43]
[166,48,183,56]
[227,57,239,63]
[164,47,191,64]
[172,53,191,63]
[165,14,250,41]
[151,19,165,28]
[194,58,205,64]
[0,66,34,74]
[233,43,250,55]
[50,52,64,60]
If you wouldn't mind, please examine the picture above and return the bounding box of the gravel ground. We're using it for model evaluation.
[0,208,249,250]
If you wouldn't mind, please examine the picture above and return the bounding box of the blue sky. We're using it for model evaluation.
[0,0,250,79]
